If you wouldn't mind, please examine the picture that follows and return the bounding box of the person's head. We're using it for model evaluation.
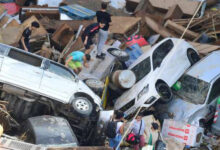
[115,110,124,120]
[151,122,159,131]
[84,54,91,61]
[136,113,144,122]
[99,20,106,29]
[31,21,40,30]
[101,2,108,10]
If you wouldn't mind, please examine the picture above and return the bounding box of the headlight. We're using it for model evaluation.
[137,85,149,100]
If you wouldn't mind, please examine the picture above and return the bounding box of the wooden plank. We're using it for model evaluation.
[149,0,200,16]
[190,42,220,54]
[6,19,20,28]
[164,4,183,21]
[145,16,176,38]
[109,16,141,34]
[164,20,199,39]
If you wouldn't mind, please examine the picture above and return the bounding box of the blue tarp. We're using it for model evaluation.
[125,43,143,67]
[59,4,96,20]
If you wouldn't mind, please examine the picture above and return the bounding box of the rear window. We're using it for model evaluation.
[8,49,42,67]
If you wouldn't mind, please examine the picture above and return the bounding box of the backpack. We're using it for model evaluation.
[105,121,118,138]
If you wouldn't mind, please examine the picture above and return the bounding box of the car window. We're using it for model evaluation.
[48,62,75,80]
[131,57,151,82]
[175,74,209,104]
[152,39,174,69]
[8,48,42,67]
[208,78,220,104]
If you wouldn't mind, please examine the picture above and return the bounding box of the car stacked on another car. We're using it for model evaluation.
[114,38,200,117]
[156,51,220,128]
[0,43,112,146]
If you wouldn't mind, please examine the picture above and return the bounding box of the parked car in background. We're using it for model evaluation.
[156,51,220,127]
[114,38,200,117]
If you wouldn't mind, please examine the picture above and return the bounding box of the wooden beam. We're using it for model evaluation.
[149,0,200,16]
[190,42,220,55]
[163,4,183,21]
[145,16,176,38]
[164,20,199,39]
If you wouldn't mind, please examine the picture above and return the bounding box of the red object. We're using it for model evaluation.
[2,3,20,15]
[126,35,148,47]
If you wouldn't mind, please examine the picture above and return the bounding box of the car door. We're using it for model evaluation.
[205,78,220,120]
[0,48,43,91]
[40,61,77,103]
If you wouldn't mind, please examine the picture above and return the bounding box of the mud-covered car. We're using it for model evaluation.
[114,38,200,117]
[156,51,220,127]
[0,43,110,145]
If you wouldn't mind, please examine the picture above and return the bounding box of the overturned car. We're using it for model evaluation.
[0,43,111,146]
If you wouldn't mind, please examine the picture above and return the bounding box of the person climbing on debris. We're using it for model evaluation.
[81,20,106,57]
[65,51,91,74]
[107,110,126,150]
[19,21,40,52]
[131,113,147,150]
[96,2,112,59]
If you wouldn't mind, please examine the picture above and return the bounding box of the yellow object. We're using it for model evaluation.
[0,124,4,137]
[102,76,109,109]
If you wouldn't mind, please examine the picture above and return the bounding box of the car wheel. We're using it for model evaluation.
[72,97,93,117]
[156,82,173,104]
[107,48,129,62]
[84,78,104,94]
[187,49,200,65]
[155,140,166,150]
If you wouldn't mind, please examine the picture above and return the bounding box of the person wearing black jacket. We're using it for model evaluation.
[81,21,105,55]
[96,2,112,59]
[19,21,39,52]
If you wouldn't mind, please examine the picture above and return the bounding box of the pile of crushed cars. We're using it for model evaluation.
[0,0,220,150]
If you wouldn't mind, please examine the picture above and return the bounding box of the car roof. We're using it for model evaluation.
[186,50,220,83]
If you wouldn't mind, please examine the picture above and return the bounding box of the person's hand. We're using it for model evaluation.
[24,47,28,51]
[84,40,87,46]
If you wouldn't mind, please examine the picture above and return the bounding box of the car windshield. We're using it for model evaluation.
[175,74,210,104]
[131,57,151,82]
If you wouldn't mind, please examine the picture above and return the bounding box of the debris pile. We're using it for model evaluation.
[0,0,220,150]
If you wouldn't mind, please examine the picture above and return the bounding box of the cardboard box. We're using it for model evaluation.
[162,119,204,147]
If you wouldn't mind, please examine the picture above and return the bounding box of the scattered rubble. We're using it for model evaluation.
[0,0,220,149]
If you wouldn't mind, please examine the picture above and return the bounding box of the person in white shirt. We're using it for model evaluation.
[131,113,147,150]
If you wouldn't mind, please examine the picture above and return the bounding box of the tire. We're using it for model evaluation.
[107,48,129,62]
[187,49,200,65]
[155,140,166,150]
[72,97,93,117]
[156,82,173,104]
[84,78,104,94]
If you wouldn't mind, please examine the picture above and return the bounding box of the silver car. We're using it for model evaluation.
[157,51,220,127]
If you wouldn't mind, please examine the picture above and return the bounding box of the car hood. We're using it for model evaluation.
[167,97,202,123]
[114,74,153,109]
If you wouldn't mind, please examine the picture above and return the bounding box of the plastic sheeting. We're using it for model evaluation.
[109,0,126,9]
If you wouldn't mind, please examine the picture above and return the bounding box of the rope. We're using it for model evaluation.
[116,1,204,150]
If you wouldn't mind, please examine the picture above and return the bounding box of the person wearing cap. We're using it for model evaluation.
[65,51,91,74]
[131,113,146,150]
[19,21,40,52]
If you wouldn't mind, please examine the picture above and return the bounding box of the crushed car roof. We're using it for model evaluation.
[186,50,220,83]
